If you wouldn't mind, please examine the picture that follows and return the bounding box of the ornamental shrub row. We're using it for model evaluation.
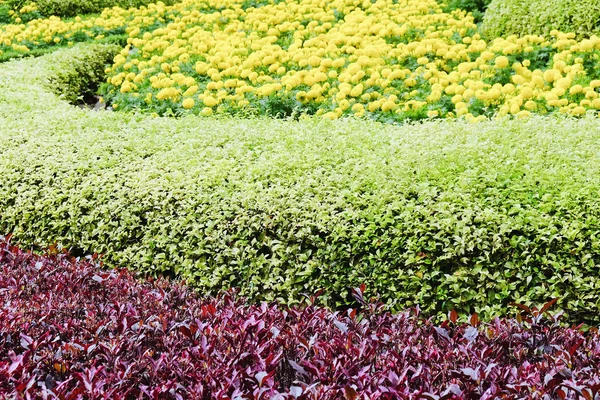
[2,239,600,398]
[2,48,600,323]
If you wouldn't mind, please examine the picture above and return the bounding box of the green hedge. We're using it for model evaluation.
[1,0,178,18]
[481,0,600,38]
[2,47,600,324]
[43,43,119,103]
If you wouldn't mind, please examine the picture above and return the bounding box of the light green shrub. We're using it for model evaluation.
[44,43,119,103]
[2,47,600,324]
[481,0,600,38]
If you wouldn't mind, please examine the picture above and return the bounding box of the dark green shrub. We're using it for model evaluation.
[0,3,12,24]
[44,43,119,103]
[443,0,492,23]
[481,0,600,38]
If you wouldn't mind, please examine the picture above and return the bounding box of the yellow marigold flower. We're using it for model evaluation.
[368,101,381,112]
[350,84,364,97]
[495,56,509,69]
[183,85,199,97]
[543,70,558,83]
[404,78,417,87]
[381,100,397,112]
[501,84,515,95]
[511,75,527,85]
[351,103,365,114]
[520,87,534,99]
[569,85,583,95]
[338,99,351,111]
[203,96,218,107]
[556,77,572,90]
[182,98,195,109]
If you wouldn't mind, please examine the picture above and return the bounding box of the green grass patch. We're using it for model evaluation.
[2,47,600,324]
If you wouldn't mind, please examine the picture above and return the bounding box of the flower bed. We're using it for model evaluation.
[4,0,600,121]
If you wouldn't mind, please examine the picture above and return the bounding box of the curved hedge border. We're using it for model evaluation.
[481,0,600,39]
[2,46,600,323]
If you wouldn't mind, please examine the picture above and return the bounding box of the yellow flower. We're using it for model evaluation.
[339,99,351,111]
[520,86,534,99]
[350,84,364,97]
[381,100,397,112]
[569,85,583,95]
[495,56,509,69]
[183,85,199,97]
[203,96,219,107]
[182,98,195,109]
[351,103,365,114]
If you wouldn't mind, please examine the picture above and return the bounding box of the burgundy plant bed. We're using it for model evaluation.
[1,239,600,399]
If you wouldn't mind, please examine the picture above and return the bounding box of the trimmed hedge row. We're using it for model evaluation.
[2,47,600,323]
[481,0,600,38]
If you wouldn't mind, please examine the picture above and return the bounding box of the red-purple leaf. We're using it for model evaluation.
[449,309,458,324]
[469,313,479,327]
[344,386,358,400]
[540,298,558,314]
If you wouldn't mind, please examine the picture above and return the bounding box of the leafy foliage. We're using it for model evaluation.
[481,0,600,39]
[3,49,600,323]
[442,0,491,24]
[44,43,119,104]
[1,239,600,398]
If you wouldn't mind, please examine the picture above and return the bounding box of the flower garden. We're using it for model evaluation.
[2,0,600,397]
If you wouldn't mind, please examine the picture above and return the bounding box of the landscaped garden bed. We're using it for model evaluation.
[2,0,600,396]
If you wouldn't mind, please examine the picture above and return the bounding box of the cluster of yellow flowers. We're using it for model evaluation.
[0,2,169,54]
[99,0,600,121]
[4,0,600,121]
